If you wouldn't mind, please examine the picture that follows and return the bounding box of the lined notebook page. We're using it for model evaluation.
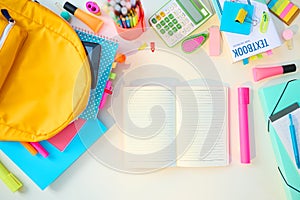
[176,86,229,167]
[123,86,176,169]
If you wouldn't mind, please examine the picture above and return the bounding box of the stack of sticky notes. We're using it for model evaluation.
[268,0,300,25]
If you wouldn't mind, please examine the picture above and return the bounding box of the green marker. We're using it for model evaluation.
[0,160,23,192]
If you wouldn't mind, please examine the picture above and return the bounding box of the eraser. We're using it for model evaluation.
[209,26,221,56]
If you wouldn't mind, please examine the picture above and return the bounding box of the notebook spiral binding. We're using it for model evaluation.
[72,26,119,45]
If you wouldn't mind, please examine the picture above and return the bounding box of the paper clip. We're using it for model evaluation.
[0,160,23,192]
[260,11,269,33]
[235,8,248,23]
[86,1,101,15]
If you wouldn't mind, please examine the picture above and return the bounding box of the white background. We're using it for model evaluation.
[1,0,300,199]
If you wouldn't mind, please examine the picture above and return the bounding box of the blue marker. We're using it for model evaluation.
[125,16,131,28]
[289,114,300,169]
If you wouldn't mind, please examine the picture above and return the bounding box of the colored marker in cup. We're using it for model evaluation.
[181,32,209,53]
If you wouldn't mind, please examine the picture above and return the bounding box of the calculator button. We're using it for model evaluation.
[164,25,170,31]
[168,22,174,27]
[160,20,166,26]
[172,19,178,24]
[176,24,182,29]
[160,12,166,17]
[151,18,157,24]
[174,10,181,16]
[183,19,189,24]
[168,31,173,36]
[160,29,166,34]
[156,15,161,21]
[165,17,170,23]
[168,14,174,19]
[175,33,183,40]
[172,27,178,33]
[156,24,162,29]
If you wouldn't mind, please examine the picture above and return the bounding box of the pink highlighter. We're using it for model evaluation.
[252,64,296,82]
[238,87,251,164]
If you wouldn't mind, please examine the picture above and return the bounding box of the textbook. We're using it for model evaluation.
[212,0,282,62]
[122,86,229,169]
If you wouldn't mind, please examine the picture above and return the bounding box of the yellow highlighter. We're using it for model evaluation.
[0,160,23,192]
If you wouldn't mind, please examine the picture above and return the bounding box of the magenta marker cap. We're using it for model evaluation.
[238,87,249,105]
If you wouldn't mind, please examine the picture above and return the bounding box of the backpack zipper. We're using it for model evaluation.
[0,9,15,49]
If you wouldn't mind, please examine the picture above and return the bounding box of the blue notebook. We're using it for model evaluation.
[76,27,119,120]
[0,119,107,190]
[259,79,300,200]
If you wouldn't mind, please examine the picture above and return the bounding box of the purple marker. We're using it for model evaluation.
[238,87,251,164]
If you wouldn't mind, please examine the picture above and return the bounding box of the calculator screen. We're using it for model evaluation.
[176,0,205,24]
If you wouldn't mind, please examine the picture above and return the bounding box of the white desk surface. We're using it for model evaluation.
[1,0,300,199]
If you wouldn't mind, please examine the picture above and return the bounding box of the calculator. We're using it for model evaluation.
[149,0,212,47]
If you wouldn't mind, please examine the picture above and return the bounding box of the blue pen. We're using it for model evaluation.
[289,114,300,169]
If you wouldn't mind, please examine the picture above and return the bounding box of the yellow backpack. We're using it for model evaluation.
[0,0,91,141]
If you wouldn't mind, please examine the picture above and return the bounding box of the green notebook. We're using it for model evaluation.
[259,79,300,200]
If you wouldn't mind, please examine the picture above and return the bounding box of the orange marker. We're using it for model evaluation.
[20,142,38,156]
[63,2,103,33]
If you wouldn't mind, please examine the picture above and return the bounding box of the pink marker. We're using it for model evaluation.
[238,87,250,164]
[252,64,296,82]
[99,80,113,109]
[29,142,49,158]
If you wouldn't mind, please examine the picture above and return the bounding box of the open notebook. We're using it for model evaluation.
[122,86,229,169]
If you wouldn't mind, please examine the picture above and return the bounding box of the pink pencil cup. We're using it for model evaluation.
[115,5,146,40]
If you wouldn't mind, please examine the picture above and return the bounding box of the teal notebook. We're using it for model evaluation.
[259,79,300,200]
[75,27,119,120]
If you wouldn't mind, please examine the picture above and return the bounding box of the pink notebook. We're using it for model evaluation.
[47,118,86,151]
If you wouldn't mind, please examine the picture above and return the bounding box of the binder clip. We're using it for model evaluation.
[235,8,248,23]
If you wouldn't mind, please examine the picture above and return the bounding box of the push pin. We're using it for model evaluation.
[150,42,155,52]
[235,8,248,23]
[282,29,294,50]
[86,1,101,15]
